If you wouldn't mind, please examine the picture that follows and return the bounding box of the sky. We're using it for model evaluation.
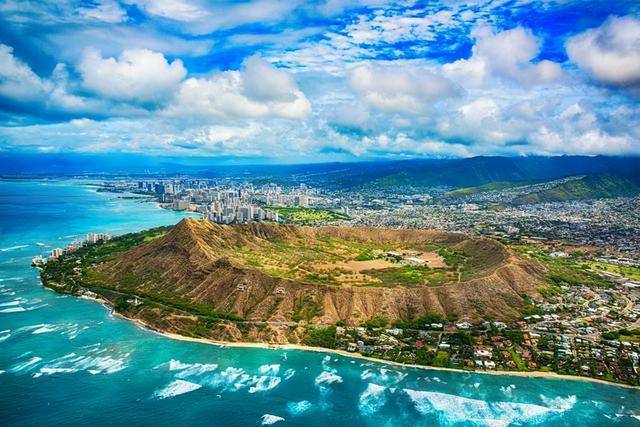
[0,0,639,163]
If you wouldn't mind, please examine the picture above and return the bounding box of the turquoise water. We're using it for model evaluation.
[0,180,638,426]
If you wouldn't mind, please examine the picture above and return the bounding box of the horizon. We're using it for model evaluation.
[0,1,639,161]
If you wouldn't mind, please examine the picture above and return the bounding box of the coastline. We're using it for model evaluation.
[109,309,639,390]
[42,251,639,391]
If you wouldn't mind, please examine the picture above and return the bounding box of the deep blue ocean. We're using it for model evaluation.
[0,180,638,426]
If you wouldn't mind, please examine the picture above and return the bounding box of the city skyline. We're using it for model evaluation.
[0,1,639,162]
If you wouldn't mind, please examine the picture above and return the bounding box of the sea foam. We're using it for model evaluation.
[287,400,313,415]
[9,356,42,373]
[261,414,285,425]
[167,359,218,378]
[404,388,573,426]
[258,364,280,375]
[0,245,29,252]
[248,375,282,393]
[358,383,387,415]
[283,368,295,380]
[314,370,343,386]
[154,379,202,399]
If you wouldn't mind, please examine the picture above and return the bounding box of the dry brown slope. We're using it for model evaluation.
[98,218,544,323]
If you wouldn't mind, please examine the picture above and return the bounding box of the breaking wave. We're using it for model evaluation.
[360,368,407,385]
[0,245,29,252]
[261,414,285,425]
[9,356,43,373]
[248,375,281,393]
[404,388,576,426]
[358,383,387,415]
[203,366,282,394]
[166,359,218,378]
[315,370,343,387]
[32,324,60,334]
[283,368,295,380]
[32,349,130,377]
[258,364,280,375]
[154,379,202,399]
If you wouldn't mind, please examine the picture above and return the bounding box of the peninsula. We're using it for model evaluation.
[39,218,639,386]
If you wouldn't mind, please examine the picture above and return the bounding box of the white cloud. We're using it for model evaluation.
[242,56,298,102]
[166,56,311,119]
[127,0,207,22]
[566,16,640,88]
[530,127,634,155]
[79,49,186,104]
[458,97,500,124]
[0,44,94,114]
[128,0,300,34]
[444,27,562,87]
[348,63,460,114]
[0,44,50,101]
[78,0,127,23]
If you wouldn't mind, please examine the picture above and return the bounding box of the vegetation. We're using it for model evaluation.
[304,326,338,348]
[445,180,538,198]
[513,246,611,288]
[585,262,640,281]
[40,226,242,322]
[393,312,444,329]
[512,173,640,205]
[362,316,389,328]
[265,206,349,224]
[363,265,450,287]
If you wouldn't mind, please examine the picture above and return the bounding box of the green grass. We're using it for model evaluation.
[509,347,527,370]
[512,246,611,288]
[363,265,450,287]
[265,206,349,224]
[432,350,450,367]
[584,262,640,281]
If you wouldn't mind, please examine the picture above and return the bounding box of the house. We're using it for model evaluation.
[474,349,493,358]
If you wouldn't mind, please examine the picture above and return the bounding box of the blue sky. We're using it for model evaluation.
[0,0,639,162]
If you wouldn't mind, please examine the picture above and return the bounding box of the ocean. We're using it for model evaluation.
[0,179,638,426]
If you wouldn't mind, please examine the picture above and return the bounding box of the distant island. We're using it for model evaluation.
[38,218,640,386]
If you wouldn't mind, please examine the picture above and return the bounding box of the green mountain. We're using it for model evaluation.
[444,180,539,198]
[512,173,640,205]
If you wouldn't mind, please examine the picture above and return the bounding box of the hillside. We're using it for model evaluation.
[41,219,546,345]
[444,180,539,198]
[364,156,640,190]
[512,173,640,205]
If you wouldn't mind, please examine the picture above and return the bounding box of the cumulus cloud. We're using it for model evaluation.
[444,27,562,87]
[566,16,640,88]
[0,44,50,101]
[0,44,98,117]
[349,63,460,114]
[166,56,311,119]
[79,49,187,105]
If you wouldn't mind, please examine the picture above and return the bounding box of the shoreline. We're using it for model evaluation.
[110,309,639,390]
